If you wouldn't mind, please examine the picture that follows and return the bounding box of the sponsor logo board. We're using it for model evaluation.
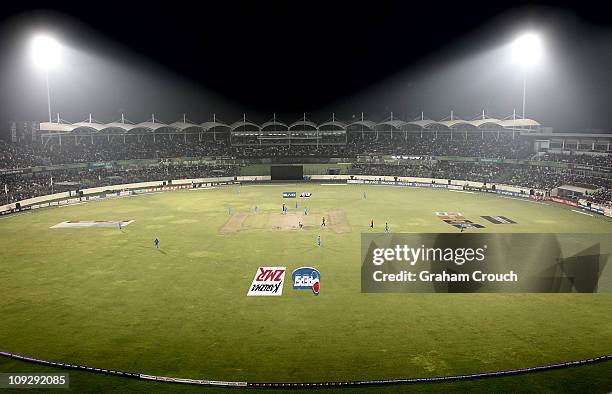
[292,267,320,295]
[247,267,286,296]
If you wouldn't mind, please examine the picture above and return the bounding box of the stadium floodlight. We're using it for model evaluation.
[512,33,542,67]
[511,33,542,119]
[30,35,61,123]
[31,35,61,70]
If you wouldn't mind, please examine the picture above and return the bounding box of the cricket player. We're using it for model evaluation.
[118,221,122,230]
[154,238,159,249]
[370,219,374,229]
[321,217,326,227]
[363,191,367,200]
[304,207,308,215]
[385,222,389,233]
[317,234,321,247]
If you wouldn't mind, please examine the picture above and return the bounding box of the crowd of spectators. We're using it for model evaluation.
[350,162,612,192]
[2,133,612,169]
[2,161,612,205]
[347,132,532,159]
[1,134,611,205]
[0,164,240,203]
[538,152,612,167]
[586,189,612,208]
[0,132,539,169]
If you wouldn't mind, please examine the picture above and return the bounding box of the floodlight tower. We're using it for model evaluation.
[30,35,61,123]
[512,33,542,119]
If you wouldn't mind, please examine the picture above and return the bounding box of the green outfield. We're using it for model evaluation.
[0,184,611,391]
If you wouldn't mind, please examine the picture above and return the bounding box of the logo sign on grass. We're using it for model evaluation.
[361,233,612,293]
[247,267,286,296]
[292,267,320,295]
[481,216,516,224]
[435,212,485,229]
[282,192,297,198]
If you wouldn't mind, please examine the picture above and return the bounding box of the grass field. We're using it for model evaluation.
[0,184,611,391]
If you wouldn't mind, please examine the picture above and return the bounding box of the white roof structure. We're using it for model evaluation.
[229,120,260,131]
[437,119,473,128]
[39,113,541,134]
[498,118,541,128]
[169,121,204,131]
[376,120,406,130]
[200,121,230,130]
[260,120,289,130]
[405,119,438,128]
[288,120,319,130]
[130,121,174,132]
[470,118,502,127]
[102,122,139,131]
[72,121,108,132]
[318,120,347,129]
[347,120,376,130]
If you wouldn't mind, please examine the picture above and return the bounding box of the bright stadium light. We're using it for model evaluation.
[512,33,542,67]
[511,33,542,119]
[30,34,61,123]
[30,35,61,70]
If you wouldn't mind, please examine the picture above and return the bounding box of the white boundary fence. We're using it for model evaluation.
[0,350,609,388]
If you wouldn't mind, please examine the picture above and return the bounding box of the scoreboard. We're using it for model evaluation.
[271,165,303,180]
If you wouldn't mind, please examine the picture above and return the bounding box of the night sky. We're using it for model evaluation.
[0,1,611,130]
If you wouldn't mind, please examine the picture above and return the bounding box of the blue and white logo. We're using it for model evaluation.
[283,191,297,198]
[292,267,320,295]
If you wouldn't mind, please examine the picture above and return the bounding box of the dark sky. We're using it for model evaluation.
[0,1,611,130]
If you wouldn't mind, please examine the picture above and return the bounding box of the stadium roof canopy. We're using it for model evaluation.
[39,115,541,134]
[406,119,438,128]
[169,121,205,131]
[347,120,377,130]
[498,118,541,128]
[260,120,289,130]
[229,120,260,131]
[376,120,406,130]
[288,119,319,130]
[71,121,108,132]
[318,120,347,130]
[200,121,230,130]
[131,121,175,132]
[437,119,474,128]
[470,118,502,127]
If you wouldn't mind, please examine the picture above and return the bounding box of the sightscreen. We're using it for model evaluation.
[271,165,303,180]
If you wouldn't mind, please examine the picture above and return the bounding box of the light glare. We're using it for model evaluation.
[512,33,542,67]
[30,35,61,70]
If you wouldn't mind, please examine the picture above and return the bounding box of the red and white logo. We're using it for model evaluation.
[247,267,286,296]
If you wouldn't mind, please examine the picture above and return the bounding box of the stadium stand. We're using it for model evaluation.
[1,115,611,204]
